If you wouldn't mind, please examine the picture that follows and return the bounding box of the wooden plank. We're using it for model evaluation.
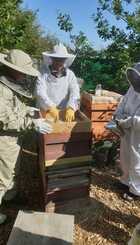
[47,168,91,179]
[45,141,91,160]
[47,175,89,191]
[47,165,91,175]
[81,91,92,104]
[7,211,74,245]
[38,134,47,195]
[81,93,118,110]
[80,106,91,119]
[47,180,89,192]
[91,110,115,122]
[46,185,89,203]
[47,161,91,171]
[82,108,115,121]
[91,102,117,111]
[43,132,92,144]
[82,89,121,99]
[92,122,116,140]
[47,171,90,180]
[45,155,92,167]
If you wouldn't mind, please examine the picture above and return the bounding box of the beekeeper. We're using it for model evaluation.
[36,43,80,122]
[115,62,140,200]
[0,49,52,224]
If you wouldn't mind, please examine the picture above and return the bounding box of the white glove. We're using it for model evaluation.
[132,116,140,131]
[106,120,124,136]
[33,118,53,134]
[106,120,117,130]
[27,107,40,117]
[116,117,132,129]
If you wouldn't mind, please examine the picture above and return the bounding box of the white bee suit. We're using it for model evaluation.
[115,86,140,195]
[36,69,80,111]
[36,43,80,112]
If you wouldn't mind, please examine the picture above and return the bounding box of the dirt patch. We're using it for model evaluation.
[0,156,140,245]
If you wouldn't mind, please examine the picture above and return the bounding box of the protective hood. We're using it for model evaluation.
[126,63,140,93]
[0,76,33,98]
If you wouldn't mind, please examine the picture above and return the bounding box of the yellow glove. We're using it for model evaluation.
[47,106,59,121]
[65,108,75,122]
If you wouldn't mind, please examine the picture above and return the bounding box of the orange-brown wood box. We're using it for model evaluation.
[81,91,121,141]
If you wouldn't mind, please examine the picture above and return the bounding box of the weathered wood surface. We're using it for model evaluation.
[82,109,116,122]
[38,111,92,207]
[47,175,89,191]
[81,90,121,103]
[47,165,91,179]
[81,91,119,110]
[47,162,91,171]
[92,121,117,140]
[7,211,74,245]
[45,155,92,167]
[81,99,118,117]
[81,91,120,140]
[45,140,91,161]
[46,185,89,204]
[43,132,92,144]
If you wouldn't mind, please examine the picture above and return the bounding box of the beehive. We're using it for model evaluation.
[38,110,92,211]
[81,90,122,141]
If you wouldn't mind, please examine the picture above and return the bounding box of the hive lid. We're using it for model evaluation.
[91,95,120,103]
[82,90,122,103]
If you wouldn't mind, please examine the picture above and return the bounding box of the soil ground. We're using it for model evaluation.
[0,153,140,245]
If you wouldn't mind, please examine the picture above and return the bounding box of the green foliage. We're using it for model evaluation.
[0,0,21,49]
[56,9,131,93]
[57,12,73,32]
[14,10,58,58]
[0,1,58,58]
[56,0,138,94]
[92,0,140,93]
[57,12,104,91]
[92,140,119,165]
[57,12,94,54]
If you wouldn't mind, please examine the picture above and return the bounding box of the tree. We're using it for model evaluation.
[0,0,22,50]
[57,11,116,91]
[57,12,102,91]
[93,0,140,93]
[57,2,140,93]
[57,12,94,54]
[14,10,58,58]
[0,1,58,58]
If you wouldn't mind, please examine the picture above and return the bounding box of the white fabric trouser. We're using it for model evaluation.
[0,135,20,205]
[120,131,131,186]
[120,128,140,196]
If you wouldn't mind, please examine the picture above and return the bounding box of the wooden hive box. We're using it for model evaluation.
[81,90,122,141]
[38,111,92,210]
[45,164,92,210]
[39,110,92,168]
